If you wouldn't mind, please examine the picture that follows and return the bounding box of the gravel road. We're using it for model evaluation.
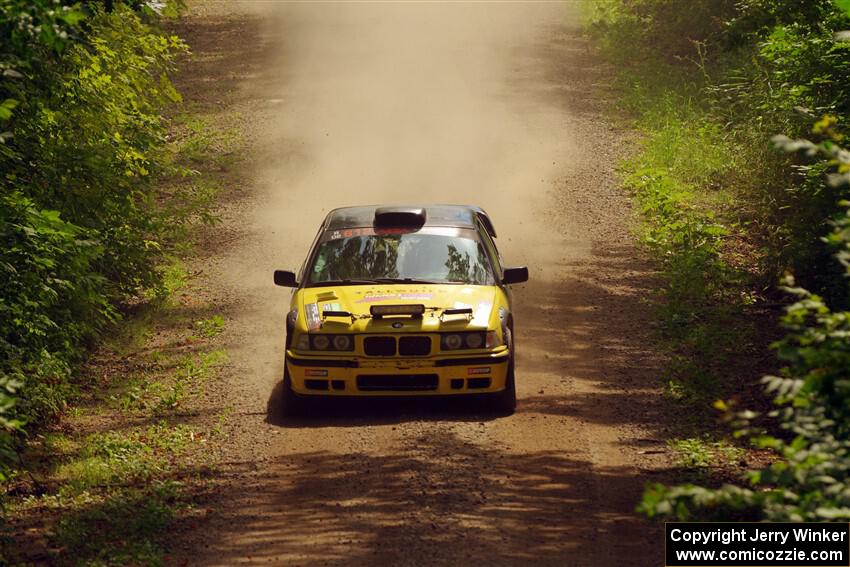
[171,2,671,565]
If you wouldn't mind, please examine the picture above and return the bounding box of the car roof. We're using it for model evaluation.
[323,204,496,236]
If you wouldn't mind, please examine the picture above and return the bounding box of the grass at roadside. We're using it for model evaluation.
[667,437,743,471]
[581,26,778,429]
[11,423,206,565]
[615,83,760,420]
[3,287,232,565]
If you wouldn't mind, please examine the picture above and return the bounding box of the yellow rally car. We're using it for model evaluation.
[273,205,528,415]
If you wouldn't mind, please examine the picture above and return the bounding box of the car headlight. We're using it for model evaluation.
[441,332,488,351]
[465,333,483,349]
[295,334,355,351]
[443,334,463,349]
[295,334,310,350]
[333,335,352,350]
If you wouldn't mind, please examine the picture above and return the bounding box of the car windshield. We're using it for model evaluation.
[307,227,496,286]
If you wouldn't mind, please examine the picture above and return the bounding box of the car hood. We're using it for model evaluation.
[297,284,499,333]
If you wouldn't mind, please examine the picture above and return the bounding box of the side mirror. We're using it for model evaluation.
[502,266,529,285]
[273,270,298,287]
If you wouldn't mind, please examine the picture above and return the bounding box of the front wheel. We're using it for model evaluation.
[490,328,516,415]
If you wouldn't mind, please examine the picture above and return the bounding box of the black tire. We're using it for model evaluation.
[491,327,517,415]
[280,364,304,417]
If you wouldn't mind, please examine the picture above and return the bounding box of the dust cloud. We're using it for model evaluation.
[244,2,583,277]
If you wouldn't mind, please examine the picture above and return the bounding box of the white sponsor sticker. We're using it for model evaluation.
[473,302,492,326]
[305,303,321,331]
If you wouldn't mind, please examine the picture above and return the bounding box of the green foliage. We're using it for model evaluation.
[5,282,228,563]
[114,347,229,415]
[590,0,850,521]
[0,2,189,488]
[194,315,225,338]
[586,0,850,417]
[587,0,850,304]
[20,418,197,565]
[585,0,733,61]
[57,422,194,492]
[55,485,176,567]
[669,437,744,470]
[614,91,750,403]
[639,131,850,522]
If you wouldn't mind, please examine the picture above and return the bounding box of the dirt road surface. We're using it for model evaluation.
[172,2,670,565]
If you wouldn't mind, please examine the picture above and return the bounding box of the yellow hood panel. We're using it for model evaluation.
[293,284,502,333]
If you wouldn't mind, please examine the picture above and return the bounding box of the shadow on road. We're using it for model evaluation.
[173,428,662,566]
[265,379,507,428]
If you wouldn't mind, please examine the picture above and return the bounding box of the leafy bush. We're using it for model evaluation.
[587,0,850,304]
[0,2,186,481]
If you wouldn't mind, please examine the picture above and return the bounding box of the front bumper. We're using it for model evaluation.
[285,348,510,396]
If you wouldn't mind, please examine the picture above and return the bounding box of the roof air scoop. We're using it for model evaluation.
[373,207,426,229]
